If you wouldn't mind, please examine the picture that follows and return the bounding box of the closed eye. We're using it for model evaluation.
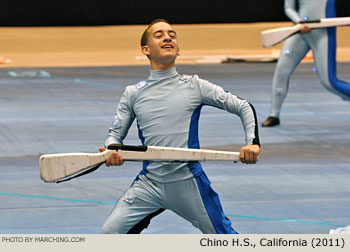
[169,31,177,38]
[153,30,177,39]
[154,32,162,38]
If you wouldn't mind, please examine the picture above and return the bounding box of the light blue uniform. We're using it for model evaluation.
[270,0,350,118]
[102,67,260,234]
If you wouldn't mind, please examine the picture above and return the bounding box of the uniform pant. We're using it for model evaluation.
[270,27,350,118]
[101,172,237,234]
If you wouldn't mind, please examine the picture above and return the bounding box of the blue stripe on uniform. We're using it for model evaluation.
[137,121,148,178]
[188,104,203,149]
[187,104,204,176]
[195,172,237,234]
[326,0,350,97]
[187,104,237,234]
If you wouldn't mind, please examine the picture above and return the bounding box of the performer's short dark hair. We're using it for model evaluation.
[140,18,170,47]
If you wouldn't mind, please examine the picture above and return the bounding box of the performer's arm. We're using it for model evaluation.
[102,86,136,166]
[197,77,260,164]
[285,1,311,34]
[284,0,302,24]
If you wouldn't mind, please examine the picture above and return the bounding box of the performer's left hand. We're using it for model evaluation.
[239,144,260,164]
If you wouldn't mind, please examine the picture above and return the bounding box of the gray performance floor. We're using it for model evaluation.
[0,63,349,234]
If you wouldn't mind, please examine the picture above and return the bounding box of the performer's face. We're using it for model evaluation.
[142,22,180,67]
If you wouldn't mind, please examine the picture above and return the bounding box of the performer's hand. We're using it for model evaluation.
[300,24,311,33]
[98,147,124,167]
[239,144,260,164]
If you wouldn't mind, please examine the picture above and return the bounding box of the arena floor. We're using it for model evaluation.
[1,62,349,234]
[0,23,350,234]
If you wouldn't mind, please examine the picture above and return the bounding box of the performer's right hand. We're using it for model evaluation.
[98,147,124,166]
[300,25,311,33]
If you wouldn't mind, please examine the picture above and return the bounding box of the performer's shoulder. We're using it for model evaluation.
[178,74,194,83]
[178,74,206,86]
[125,80,148,92]
[120,81,147,102]
[135,80,148,90]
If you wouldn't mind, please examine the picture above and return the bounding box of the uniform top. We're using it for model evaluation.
[105,67,260,183]
[285,0,334,24]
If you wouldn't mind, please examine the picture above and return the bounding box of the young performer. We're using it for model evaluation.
[262,0,350,127]
[99,19,260,234]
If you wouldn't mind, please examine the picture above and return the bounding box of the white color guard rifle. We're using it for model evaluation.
[261,17,350,48]
[39,144,240,183]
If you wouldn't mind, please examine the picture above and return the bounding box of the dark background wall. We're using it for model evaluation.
[0,0,349,26]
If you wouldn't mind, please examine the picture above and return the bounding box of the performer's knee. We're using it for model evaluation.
[101,223,118,234]
[101,220,126,234]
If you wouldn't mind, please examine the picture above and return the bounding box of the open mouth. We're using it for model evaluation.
[161,44,174,49]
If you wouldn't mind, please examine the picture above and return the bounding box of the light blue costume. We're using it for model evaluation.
[270,0,350,118]
[101,67,260,234]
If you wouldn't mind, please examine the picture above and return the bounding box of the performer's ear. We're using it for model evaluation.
[142,45,150,57]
